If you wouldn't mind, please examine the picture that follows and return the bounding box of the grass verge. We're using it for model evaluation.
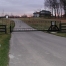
[0,34,10,66]
[0,18,15,66]
[52,32,66,37]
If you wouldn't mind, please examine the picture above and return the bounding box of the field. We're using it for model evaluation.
[21,18,60,30]
[19,18,60,31]
[0,18,15,66]
[19,17,66,37]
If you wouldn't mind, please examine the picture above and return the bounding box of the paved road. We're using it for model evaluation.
[9,19,66,66]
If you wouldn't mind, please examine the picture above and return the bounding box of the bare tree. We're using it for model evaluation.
[44,0,53,16]
[59,1,63,17]
[60,0,66,17]
[44,0,59,18]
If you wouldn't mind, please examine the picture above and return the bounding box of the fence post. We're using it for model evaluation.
[51,21,52,31]
[59,21,61,32]
[5,25,7,34]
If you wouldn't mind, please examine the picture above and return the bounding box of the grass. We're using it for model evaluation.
[0,18,15,66]
[52,32,66,37]
[19,17,66,37]
[0,34,10,66]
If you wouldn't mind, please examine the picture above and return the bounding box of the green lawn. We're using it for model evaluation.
[0,18,15,66]
[0,34,10,66]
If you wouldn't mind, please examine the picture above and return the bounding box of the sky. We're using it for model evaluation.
[0,0,46,16]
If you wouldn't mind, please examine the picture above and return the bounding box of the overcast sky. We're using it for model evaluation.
[0,0,46,16]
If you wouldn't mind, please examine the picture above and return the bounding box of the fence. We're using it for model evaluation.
[0,25,7,34]
[60,22,66,32]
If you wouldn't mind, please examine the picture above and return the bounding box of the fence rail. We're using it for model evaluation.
[60,22,66,32]
[0,25,7,33]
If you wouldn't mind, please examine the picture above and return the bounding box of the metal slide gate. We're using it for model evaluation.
[10,20,60,33]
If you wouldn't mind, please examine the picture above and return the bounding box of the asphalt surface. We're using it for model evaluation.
[9,19,66,66]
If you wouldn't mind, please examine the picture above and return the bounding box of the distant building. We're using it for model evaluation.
[33,10,51,17]
[33,12,40,17]
[40,10,51,17]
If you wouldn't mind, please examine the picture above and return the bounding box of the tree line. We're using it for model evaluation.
[44,0,66,18]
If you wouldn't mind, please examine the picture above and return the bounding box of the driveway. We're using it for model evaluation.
[9,19,66,66]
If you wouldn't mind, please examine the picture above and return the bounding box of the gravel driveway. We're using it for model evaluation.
[9,19,66,66]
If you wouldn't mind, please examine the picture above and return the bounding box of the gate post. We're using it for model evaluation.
[10,26,11,33]
[48,21,59,32]
[51,21,56,31]
[10,21,12,33]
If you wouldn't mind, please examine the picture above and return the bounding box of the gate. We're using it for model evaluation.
[10,20,60,33]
